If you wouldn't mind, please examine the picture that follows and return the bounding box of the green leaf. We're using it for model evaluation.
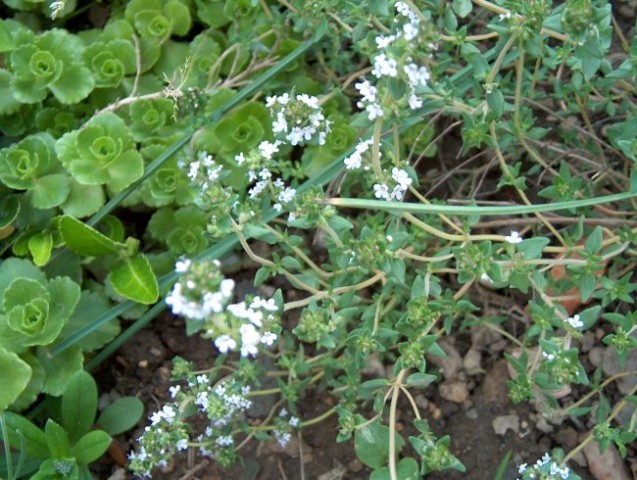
[62,370,98,442]
[370,457,420,480]
[97,397,144,435]
[108,255,159,304]
[59,214,124,256]
[31,174,70,209]
[406,372,437,389]
[0,195,20,229]
[37,345,83,396]
[493,451,512,480]
[28,232,53,267]
[60,291,120,353]
[452,0,472,18]
[0,348,31,410]
[355,419,404,469]
[0,20,15,52]
[368,0,390,16]
[44,419,71,459]
[72,430,112,465]
[60,182,105,218]
[518,237,550,260]
[0,258,44,296]
[585,226,603,254]
[2,411,48,459]
[0,69,21,115]
[48,64,95,105]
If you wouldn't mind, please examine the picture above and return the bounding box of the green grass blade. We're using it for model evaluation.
[325,190,637,216]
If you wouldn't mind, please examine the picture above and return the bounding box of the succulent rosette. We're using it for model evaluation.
[9,29,94,104]
[55,112,144,192]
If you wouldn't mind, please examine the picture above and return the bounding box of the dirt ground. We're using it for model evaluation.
[88,304,637,480]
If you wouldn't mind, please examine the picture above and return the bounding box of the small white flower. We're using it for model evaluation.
[278,186,296,204]
[373,183,390,200]
[169,385,181,398]
[289,416,300,427]
[258,141,281,160]
[215,334,237,353]
[176,438,189,451]
[355,79,377,103]
[260,331,277,346]
[220,279,235,298]
[505,231,523,244]
[402,22,419,41]
[344,152,362,170]
[175,258,191,273]
[566,314,583,329]
[296,94,319,109]
[408,93,423,110]
[375,34,397,49]
[274,430,292,448]
[240,323,261,357]
[272,111,288,133]
[391,167,412,189]
[371,53,398,78]
[366,103,384,120]
[216,435,234,447]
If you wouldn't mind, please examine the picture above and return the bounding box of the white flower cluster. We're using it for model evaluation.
[272,408,300,448]
[355,1,431,120]
[129,402,189,478]
[373,167,413,201]
[190,377,252,428]
[166,259,235,321]
[217,296,279,357]
[182,152,223,193]
[343,138,374,170]
[517,453,574,479]
[237,141,298,212]
[266,93,332,146]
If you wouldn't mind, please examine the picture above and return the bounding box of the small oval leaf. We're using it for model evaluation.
[97,396,144,435]
[71,430,112,465]
[58,215,124,256]
[109,255,159,304]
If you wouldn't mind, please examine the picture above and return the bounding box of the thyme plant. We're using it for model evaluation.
[0,0,636,479]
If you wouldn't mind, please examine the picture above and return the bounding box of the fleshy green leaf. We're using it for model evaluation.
[62,370,98,442]
[0,258,45,296]
[71,430,112,465]
[58,214,124,256]
[0,347,31,410]
[97,397,144,435]
[44,419,71,459]
[31,173,70,209]
[108,254,159,304]
[48,64,95,105]
[60,182,105,218]
[28,231,53,267]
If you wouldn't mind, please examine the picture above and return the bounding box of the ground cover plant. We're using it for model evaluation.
[0,0,636,478]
